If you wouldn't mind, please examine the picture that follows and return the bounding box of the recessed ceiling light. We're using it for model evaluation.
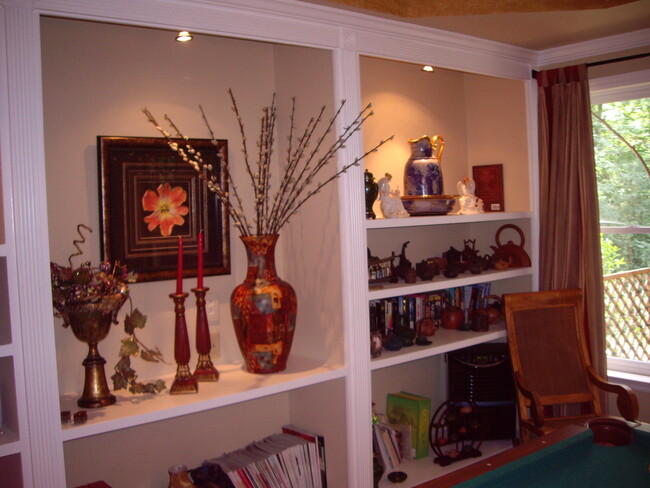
[176,31,193,42]
[422,65,434,72]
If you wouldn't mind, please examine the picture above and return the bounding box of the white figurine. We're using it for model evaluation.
[457,177,483,215]
[377,173,410,219]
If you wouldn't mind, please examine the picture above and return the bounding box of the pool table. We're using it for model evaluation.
[418,422,650,488]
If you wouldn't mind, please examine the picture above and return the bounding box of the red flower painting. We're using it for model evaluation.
[142,183,189,237]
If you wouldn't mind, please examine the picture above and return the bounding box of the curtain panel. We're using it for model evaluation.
[537,64,606,377]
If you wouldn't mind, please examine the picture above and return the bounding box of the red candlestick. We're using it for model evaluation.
[197,230,204,289]
[176,236,183,294]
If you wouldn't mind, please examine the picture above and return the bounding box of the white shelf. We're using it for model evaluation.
[377,438,513,488]
[368,268,533,301]
[0,343,15,357]
[0,427,21,457]
[366,212,532,230]
[60,355,346,441]
[371,322,506,371]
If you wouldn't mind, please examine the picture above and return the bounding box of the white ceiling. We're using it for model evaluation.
[297,0,650,50]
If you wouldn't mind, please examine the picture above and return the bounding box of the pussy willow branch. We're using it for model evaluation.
[144,90,391,236]
[227,89,258,209]
[273,135,394,233]
[142,108,252,235]
[271,102,372,234]
[199,105,251,234]
[268,110,323,234]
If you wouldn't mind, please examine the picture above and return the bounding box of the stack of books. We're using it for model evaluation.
[205,425,326,488]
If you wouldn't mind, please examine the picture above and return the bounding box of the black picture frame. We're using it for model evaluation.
[98,136,230,282]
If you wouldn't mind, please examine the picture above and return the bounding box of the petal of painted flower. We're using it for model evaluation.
[168,185,188,206]
[159,217,176,237]
[142,189,161,211]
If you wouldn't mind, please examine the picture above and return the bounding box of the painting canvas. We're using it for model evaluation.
[98,136,230,282]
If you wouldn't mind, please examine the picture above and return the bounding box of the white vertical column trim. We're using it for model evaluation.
[332,29,374,488]
[4,4,66,486]
[526,78,541,291]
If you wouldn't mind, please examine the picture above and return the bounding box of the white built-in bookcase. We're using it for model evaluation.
[1,1,647,486]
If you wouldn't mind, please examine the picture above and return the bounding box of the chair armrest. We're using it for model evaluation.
[586,366,640,421]
[514,371,545,427]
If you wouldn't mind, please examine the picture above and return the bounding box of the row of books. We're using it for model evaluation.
[206,425,326,488]
[369,283,492,335]
[372,422,410,471]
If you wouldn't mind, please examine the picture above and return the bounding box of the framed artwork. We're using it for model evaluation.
[98,136,230,282]
[472,164,504,212]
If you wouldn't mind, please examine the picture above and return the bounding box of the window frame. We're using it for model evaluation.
[590,69,650,386]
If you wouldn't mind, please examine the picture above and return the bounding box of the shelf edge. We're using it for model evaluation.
[371,328,507,371]
[366,211,532,229]
[61,364,347,441]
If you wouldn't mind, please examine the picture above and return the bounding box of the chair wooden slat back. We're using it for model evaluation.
[502,288,640,441]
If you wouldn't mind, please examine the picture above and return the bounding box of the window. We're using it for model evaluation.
[591,70,650,384]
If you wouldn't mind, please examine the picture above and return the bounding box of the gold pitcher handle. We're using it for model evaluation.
[431,134,444,161]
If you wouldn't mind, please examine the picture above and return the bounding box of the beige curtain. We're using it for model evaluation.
[537,64,606,377]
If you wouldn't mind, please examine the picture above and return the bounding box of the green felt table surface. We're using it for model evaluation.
[456,428,650,488]
[423,423,650,488]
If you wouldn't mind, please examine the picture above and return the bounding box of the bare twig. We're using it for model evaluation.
[592,110,650,179]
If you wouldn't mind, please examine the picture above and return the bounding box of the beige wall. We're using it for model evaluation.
[360,56,531,216]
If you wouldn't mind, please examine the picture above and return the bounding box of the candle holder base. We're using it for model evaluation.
[170,364,199,395]
[193,354,219,382]
[191,286,219,383]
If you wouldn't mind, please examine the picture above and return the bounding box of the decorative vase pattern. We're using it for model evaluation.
[404,135,445,196]
[231,234,297,373]
[168,464,196,488]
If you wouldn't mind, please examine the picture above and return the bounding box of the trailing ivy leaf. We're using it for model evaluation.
[154,379,167,392]
[118,337,139,357]
[124,308,147,334]
[115,355,137,381]
[129,382,145,394]
[111,371,129,391]
[140,346,164,363]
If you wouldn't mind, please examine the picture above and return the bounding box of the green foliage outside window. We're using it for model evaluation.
[592,97,650,274]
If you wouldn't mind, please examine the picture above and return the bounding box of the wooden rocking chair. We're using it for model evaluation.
[503,288,639,442]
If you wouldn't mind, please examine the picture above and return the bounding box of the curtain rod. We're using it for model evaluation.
[531,52,650,79]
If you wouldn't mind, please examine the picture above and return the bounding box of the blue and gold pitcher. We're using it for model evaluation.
[404,135,445,196]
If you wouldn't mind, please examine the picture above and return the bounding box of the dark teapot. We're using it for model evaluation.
[416,259,438,281]
[476,295,503,324]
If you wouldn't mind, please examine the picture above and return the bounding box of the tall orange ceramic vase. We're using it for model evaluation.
[230,234,297,373]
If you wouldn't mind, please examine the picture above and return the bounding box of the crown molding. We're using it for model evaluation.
[535,28,650,68]
[32,0,537,79]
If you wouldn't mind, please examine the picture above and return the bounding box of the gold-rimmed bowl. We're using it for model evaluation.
[401,195,458,216]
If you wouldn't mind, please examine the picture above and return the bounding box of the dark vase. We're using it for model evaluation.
[365,169,379,219]
[230,234,297,373]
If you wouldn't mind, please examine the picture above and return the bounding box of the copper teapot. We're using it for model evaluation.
[490,224,531,268]
[476,295,503,324]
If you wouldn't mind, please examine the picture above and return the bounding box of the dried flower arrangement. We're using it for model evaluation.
[51,225,166,395]
[143,89,392,236]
